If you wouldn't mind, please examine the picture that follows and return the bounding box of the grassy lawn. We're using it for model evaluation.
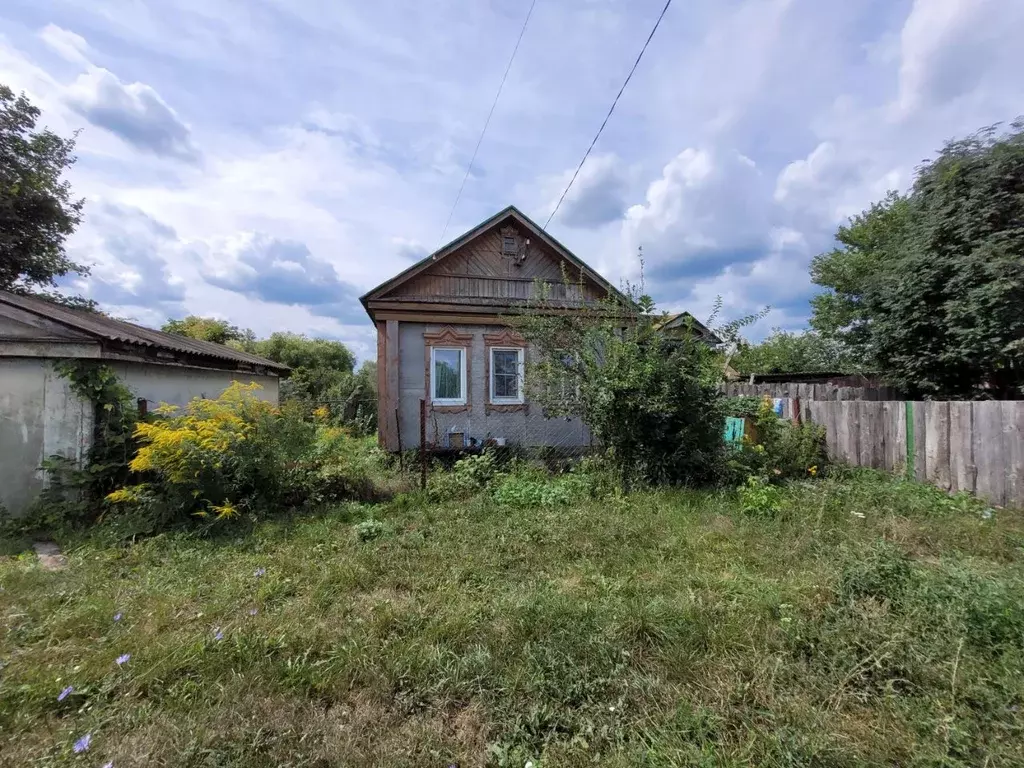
[2,471,1023,766]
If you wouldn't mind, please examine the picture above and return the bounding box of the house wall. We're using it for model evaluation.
[0,358,93,517]
[392,322,590,451]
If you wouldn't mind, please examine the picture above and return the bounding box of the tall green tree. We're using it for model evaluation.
[731,328,855,375]
[811,121,1024,398]
[0,85,86,292]
[809,191,909,360]
[162,316,246,345]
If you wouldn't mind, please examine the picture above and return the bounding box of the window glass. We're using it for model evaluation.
[433,348,462,400]
[492,349,520,400]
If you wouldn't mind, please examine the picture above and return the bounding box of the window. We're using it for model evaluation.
[490,347,524,403]
[431,347,466,404]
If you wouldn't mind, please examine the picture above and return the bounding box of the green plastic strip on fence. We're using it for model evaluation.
[905,401,914,478]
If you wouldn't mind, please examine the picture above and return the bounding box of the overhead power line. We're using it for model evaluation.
[545,0,674,229]
[438,0,539,246]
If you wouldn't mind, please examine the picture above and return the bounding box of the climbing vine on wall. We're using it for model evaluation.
[42,361,140,525]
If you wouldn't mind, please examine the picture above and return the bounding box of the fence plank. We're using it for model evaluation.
[880,402,895,471]
[972,402,1006,507]
[948,403,974,495]
[893,401,907,474]
[858,402,877,467]
[1001,401,1022,508]
[925,401,951,491]
[846,402,862,464]
[913,402,927,482]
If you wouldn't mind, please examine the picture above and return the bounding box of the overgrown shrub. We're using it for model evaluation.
[512,292,740,490]
[738,475,784,518]
[105,383,314,532]
[426,451,499,501]
[727,398,827,485]
[292,422,388,505]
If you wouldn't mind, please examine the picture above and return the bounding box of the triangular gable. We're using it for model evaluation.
[361,205,625,307]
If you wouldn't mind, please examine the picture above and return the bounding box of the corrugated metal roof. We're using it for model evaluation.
[0,291,288,372]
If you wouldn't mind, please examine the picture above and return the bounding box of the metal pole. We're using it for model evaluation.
[420,399,427,490]
[395,406,403,470]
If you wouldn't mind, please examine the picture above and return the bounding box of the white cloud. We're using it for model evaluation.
[3,0,1024,350]
[40,24,91,66]
[620,148,768,280]
[66,68,200,162]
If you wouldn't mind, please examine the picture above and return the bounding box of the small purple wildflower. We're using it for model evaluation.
[253,567,266,578]
[113,612,123,622]
[213,628,224,641]
[115,653,131,666]
[102,763,114,768]
[73,733,91,753]
[58,685,74,702]
[249,607,258,616]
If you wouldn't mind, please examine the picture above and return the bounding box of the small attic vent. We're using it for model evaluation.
[499,225,520,257]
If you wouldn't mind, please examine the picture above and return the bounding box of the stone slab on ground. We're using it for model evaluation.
[33,541,68,571]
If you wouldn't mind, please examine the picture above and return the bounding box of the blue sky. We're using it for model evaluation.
[2,0,1022,360]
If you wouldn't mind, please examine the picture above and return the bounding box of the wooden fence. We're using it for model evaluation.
[799,400,1023,508]
[724,382,904,402]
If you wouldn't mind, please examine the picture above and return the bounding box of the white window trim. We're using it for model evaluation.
[431,346,467,405]
[489,346,525,404]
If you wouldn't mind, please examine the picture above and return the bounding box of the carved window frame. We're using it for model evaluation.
[424,327,473,413]
[484,328,527,413]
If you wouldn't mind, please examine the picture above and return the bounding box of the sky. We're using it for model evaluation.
[2,0,1022,361]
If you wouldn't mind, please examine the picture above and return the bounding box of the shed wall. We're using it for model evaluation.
[0,358,93,516]
[112,363,280,408]
[0,358,279,517]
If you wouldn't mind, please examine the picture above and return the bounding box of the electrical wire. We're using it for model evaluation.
[437,0,539,246]
[544,0,673,228]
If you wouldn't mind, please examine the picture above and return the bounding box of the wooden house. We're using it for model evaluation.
[361,205,624,452]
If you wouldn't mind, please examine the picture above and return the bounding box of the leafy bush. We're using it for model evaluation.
[727,398,826,485]
[426,451,499,501]
[738,475,784,518]
[513,293,737,490]
[293,424,388,505]
[105,383,314,532]
[722,395,762,418]
[353,519,387,542]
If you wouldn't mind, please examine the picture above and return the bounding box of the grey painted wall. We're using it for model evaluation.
[0,358,93,517]
[396,322,590,450]
[112,363,280,409]
[0,357,280,517]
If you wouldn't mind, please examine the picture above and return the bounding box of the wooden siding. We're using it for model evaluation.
[388,228,605,303]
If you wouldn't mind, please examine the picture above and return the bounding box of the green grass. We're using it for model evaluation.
[2,470,1023,766]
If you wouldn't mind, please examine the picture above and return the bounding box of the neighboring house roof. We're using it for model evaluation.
[654,312,723,345]
[743,371,878,385]
[360,205,629,310]
[0,290,288,373]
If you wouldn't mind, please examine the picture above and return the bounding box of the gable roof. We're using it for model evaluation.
[654,312,723,345]
[0,290,288,372]
[360,205,627,309]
